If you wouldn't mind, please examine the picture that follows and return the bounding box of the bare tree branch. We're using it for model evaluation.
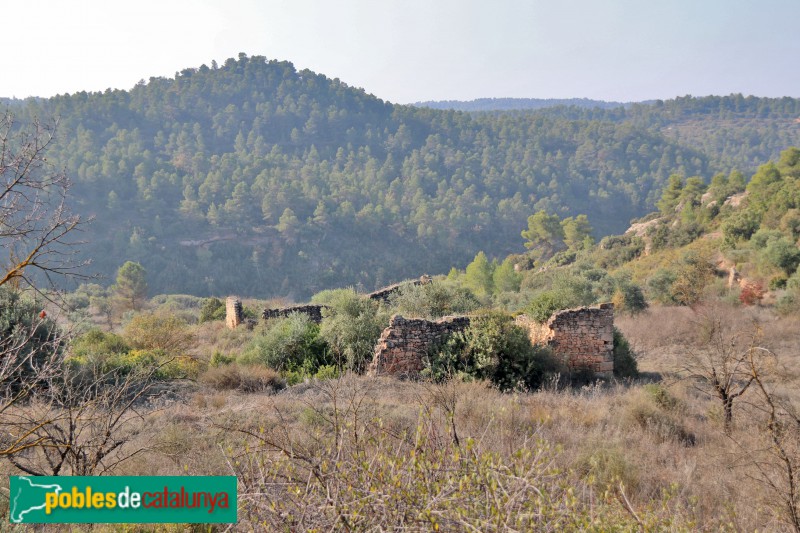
[0,111,90,303]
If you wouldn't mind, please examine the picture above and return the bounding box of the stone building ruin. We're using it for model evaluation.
[256,276,432,325]
[225,297,243,329]
[370,303,615,379]
[515,303,615,377]
[262,304,328,324]
[226,281,615,379]
[369,315,471,377]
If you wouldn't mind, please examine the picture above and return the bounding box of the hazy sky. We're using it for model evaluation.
[4,0,799,104]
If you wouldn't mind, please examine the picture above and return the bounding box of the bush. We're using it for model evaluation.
[722,210,760,245]
[319,289,384,373]
[239,313,327,371]
[124,312,196,355]
[200,297,226,323]
[0,288,65,385]
[71,329,130,358]
[389,280,479,319]
[610,282,648,315]
[763,236,800,275]
[739,282,766,306]
[425,311,562,391]
[775,292,799,316]
[613,327,639,379]
[200,363,285,393]
[210,351,235,367]
[525,291,565,323]
[769,276,788,291]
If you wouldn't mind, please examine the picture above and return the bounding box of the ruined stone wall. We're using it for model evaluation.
[262,304,328,324]
[370,304,614,379]
[516,303,614,377]
[367,275,432,303]
[226,297,243,329]
[369,315,470,377]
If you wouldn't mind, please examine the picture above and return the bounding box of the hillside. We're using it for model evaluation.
[483,147,800,320]
[7,54,800,298]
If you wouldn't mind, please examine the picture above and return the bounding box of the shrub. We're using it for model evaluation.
[613,327,639,379]
[200,297,226,323]
[239,313,327,371]
[200,363,285,393]
[314,364,340,381]
[643,383,680,411]
[739,281,765,306]
[425,311,562,391]
[623,390,695,445]
[610,282,648,315]
[389,280,479,319]
[763,236,800,275]
[722,210,760,245]
[124,312,196,355]
[319,289,384,373]
[71,329,130,358]
[775,292,799,316]
[769,276,788,291]
[210,351,235,367]
[0,288,65,385]
[525,291,566,323]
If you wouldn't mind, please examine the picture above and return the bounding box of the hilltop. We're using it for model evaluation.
[6,54,800,298]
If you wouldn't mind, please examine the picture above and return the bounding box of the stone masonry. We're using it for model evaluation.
[369,314,471,377]
[366,275,432,303]
[262,304,328,324]
[370,303,615,380]
[225,297,243,329]
[516,303,615,377]
[259,277,433,324]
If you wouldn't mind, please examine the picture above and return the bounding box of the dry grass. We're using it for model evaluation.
[3,300,800,530]
[199,363,285,393]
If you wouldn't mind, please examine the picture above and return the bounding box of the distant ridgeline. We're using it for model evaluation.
[413,97,634,112]
[8,54,799,298]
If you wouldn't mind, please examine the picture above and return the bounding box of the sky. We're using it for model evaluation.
[3,0,799,104]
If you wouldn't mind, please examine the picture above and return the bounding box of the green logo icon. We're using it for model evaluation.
[9,476,237,524]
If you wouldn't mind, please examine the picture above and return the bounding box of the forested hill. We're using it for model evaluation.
[8,54,800,299]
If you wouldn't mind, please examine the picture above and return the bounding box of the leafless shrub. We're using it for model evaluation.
[2,361,163,476]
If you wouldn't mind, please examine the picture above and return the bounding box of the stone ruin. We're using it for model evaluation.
[368,315,471,377]
[227,282,614,379]
[256,276,433,324]
[262,304,328,324]
[225,297,243,329]
[515,303,615,377]
[370,303,615,379]
[366,275,432,303]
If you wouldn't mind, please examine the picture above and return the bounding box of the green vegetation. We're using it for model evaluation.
[7,55,798,299]
[5,56,800,531]
[0,288,64,386]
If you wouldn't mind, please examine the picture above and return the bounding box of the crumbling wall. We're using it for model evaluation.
[367,275,432,303]
[516,303,614,377]
[370,304,614,379]
[369,315,470,377]
[263,304,328,324]
[226,297,243,329]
